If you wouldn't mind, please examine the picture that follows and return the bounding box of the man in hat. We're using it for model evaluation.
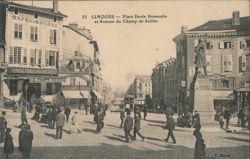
[124,110,134,142]
[56,109,65,139]
[18,124,33,159]
[163,115,176,144]
[0,111,7,143]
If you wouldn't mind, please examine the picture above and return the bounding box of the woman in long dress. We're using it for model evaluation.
[193,123,206,159]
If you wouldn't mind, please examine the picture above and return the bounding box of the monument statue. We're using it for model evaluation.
[194,39,207,76]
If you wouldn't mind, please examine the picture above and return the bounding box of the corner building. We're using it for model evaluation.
[0,0,66,105]
[173,11,250,114]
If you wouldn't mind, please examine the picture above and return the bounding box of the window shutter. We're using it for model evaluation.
[9,46,14,63]
[45,50,49,66]
[228,55,233,72]
[54,30,57,44]
[210,42,213,48]
[242,55,246,71]
[219,41,224,49]
[206,55,212,72]
[239,56,242,72]
[38,49,42,65]
[23,48,27,64]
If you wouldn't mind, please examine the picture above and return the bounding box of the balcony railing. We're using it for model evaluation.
[62,85,89,90]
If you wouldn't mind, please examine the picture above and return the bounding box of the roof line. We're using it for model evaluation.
[63,25,92,40]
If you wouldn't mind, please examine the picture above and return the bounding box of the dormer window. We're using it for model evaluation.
[14,8,19,14]
[34,13,38,19]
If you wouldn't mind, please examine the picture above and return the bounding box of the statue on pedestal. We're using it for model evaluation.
[194,39,207,76]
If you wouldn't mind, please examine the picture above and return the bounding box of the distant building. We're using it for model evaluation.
[151,58,177,110]
[173,11,250,113]
[134,75,152,99]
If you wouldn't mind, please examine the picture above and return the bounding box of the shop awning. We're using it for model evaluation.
[42,95,56,103]
[62,90,89,99]
[92,90,103,100]
[212,90,234,100]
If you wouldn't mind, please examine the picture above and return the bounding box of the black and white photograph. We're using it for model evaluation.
[0,0,249,158]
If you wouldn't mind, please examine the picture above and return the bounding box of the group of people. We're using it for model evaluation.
[0,111,33,159]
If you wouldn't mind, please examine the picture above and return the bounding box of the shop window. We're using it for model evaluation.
[30,26,38,41]
[9,80,18,95]
[49,30,57,44]
[14,24,22,39]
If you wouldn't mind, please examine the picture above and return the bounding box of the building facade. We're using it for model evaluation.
[0,0,66,107]
[173,11,250,113]
[151,58,177,110]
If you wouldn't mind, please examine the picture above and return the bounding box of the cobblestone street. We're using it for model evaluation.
[0,109,249,159]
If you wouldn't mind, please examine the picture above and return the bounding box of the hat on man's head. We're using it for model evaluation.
[2,111,6,115]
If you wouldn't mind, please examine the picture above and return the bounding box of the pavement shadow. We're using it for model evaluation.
[106,124,121,129]
[104,135,125,143]
[146,136,163,142]
[40,125,51,129]
[113,134,125,139]
[44,132,56,139]
[83,121,96,124]
[224,136,250,143]
[147,119,165,124]
[0,142,249,159]
[82,128,96,134]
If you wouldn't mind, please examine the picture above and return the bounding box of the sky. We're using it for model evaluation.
[17,0,249,93]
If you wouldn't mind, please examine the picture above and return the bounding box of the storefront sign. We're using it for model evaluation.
[8,67,57,75]
[29,77,66,83]
[12,15,58,28]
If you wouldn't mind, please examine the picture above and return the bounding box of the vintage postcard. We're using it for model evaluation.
[0,0,249,159]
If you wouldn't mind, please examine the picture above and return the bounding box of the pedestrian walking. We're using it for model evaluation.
[69,111,82,133]
[3,128,14,159]
[133,113,145,141]
[18,124,33,159]
[47,106,53,128]
[64,106,71,122]
[124,110,134,142]
[96,110,103,134]
[20,106,28,127]
[192,110,200,128]
[166,106,174,119]
[193,123,206,159]
[0,111,7,143]
[163,115,176,144]
[143,105,147,120]
[120,107,125,128]
[51,107,58,129]
[237,108,245,127]
[224,109,231,129]
[56,109,65,139]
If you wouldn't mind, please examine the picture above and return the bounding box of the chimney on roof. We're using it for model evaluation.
[181,26,188,33]
[69,23,78,30]
[232,11,240,25]
[53,0,59,13]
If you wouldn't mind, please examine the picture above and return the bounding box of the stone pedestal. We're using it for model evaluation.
[194,77,216,124]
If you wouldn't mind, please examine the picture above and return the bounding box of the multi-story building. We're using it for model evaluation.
[0,0,66,107]
[173,11,250,113]
[132,75,152,105]
[151,58,177,110]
